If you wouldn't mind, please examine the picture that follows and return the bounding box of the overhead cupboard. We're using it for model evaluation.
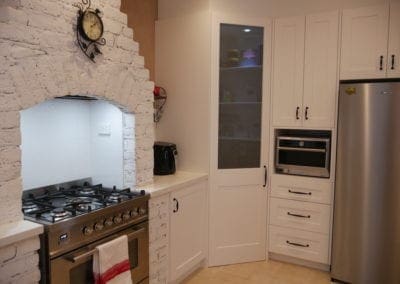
[272,11,339,129]
[340,3,400,79]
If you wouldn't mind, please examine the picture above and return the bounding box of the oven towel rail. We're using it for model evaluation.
[93,235,132,284]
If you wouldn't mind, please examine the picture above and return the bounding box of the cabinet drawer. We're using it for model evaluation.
[269,198,331,234]
[271,174,333,204]
[269,225,329,264]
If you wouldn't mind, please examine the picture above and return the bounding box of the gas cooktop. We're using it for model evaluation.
[22,182,146,224]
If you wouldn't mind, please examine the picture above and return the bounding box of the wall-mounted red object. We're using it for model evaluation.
[153,86,167,122]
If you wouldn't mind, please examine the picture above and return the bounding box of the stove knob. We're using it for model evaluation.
[122,212,131,221]
[104,218,113,227]
[130,208,139,217]
[139,207,147,215]
[83,226,93,236]
[94,222,104,231]
[113,215,122,224]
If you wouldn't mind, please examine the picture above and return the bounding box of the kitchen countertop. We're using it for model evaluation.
[0,220,43,248]
[137,171,208,198]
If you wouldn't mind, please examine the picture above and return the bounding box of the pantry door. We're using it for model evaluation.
[209,13,271,266]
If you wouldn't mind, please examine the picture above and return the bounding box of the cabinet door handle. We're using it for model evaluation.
[173,198,179,213]
[296,107,300,120]
[286,240,310,248]
[391,54,395,70]
[287,212,311,218]
[263,165,267,188]
[305,107,309,120]
[288,189,312,195]
[379,55,384,71]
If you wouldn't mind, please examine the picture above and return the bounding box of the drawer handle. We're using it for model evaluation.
[287,212,311,218]
[286,240,310,248]
[288,189,312,195]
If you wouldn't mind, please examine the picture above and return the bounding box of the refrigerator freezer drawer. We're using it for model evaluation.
[269,198,331,234]
[269,225,329,264]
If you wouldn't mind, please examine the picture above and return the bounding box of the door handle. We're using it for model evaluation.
[65,227,145,263]
[296,107,300,120]
[287,212,311,218]
[286,240,310,248]
[379,55,384,71]
[305,107,309,120]
[263,165,267,188]
[288,189,312,195]
[173,198,179,213]
[391,54,395,70]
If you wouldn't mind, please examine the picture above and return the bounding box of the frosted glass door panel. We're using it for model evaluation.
[218,24,264,169]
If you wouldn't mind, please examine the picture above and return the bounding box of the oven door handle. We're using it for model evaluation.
[66,227,146,263]
[277,146,326,153]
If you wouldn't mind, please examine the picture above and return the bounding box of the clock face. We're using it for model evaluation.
[81,10,103,41]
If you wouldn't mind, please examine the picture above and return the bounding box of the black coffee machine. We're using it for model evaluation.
[153,142,178,175]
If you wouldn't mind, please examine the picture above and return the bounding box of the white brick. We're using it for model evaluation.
[0,6,154,281]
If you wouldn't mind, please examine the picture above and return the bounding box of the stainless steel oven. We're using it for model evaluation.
[51,221,149,284]
[275,131,331,178]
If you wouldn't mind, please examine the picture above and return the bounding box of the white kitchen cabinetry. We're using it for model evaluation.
[272,11,339,129]
[340,4,400,79]
[268,174,333,266]
[272,16,305,127]
[169,181,207,282]
[388,3,400,78]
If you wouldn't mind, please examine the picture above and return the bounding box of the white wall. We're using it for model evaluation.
[21,99,129,190]
[155,11,211,173]
[90,100,124,189]
[21,100,92,189]
[159,0,398,19]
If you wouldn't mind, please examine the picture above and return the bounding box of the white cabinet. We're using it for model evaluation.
[269,225,330,264]
[340,5,389,79]
[340,3,400,79]
[272,11,339,129]
[268,174,333,265]
[169,181,207,282]
[388,3,400,78]
[272,16,305,127]
[303,11,339,128]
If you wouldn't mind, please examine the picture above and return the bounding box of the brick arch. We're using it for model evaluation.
[0,0,154,225]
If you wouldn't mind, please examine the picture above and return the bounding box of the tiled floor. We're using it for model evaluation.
[183,259,331,284]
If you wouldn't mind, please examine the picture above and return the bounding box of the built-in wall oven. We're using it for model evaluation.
[275,130,331,178]
[51,221,149,284]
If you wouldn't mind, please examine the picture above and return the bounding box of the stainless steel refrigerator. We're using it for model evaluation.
[331,81,400,284]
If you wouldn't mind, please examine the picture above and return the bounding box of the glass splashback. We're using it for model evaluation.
[218,24,264,169]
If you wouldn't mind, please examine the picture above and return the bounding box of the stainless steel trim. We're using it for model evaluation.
[275,164,330,178]
[277,146,326,153]
[277,136,330,142]
[332,82,400,284]
[66,227,145,263]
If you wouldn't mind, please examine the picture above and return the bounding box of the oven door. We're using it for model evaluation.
[275,137,330,178]
[50,221,149,284]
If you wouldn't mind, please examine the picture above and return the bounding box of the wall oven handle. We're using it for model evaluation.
[277,146,326,153]
[288,189,312,195]
[66,227,145,263]
[287,212,311,218]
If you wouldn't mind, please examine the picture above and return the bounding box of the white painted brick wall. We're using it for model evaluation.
[0,0,155,282]
[149,195,170,284]
[0,236,41,283]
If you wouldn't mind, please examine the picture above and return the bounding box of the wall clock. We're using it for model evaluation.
[74,0,106,62]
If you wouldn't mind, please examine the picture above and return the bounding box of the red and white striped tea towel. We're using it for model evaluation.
[93,235,132,284]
